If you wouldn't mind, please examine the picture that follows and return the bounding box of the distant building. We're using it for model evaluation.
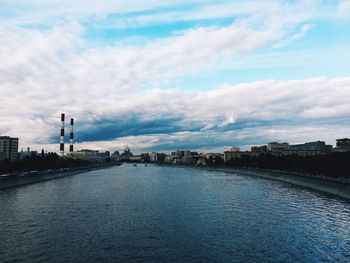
[18,147,38,160]
[230,147,240,152]
[164,150,199,164]
[157,153,166,163]
[267,142,289,155]
[164,153,177,164]
[140,153,150,162]
[336,138,350,148]
[150,152,166,163]
[129,155,142,162]
[250,145,268,156]
[119,152,149,162]
[223,151,251,163]
[176,150,185,157]
[111,151,120,160]
[334,138,350,152]
[287,141,332,156]
[204,153,222,159]
[183,150,191,157]
[71,149,108,162]
[150,152,158,162]
[223,147,246,163]
[181,156,197,164]
[121,145,132,160]
[223,151,231,163]
[0,136,19,161]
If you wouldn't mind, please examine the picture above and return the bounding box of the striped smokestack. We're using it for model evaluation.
[69,118,74,153]
[60,113,65,156]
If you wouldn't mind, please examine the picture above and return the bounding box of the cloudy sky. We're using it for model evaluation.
[1,0,350,153]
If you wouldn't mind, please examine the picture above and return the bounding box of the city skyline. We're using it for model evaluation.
[1,0,350,153]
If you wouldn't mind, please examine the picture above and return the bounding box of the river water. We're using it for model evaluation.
[0,164,349,262]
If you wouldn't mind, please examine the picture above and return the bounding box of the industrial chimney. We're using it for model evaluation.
[60,113,65,156]
[69,118,74,154]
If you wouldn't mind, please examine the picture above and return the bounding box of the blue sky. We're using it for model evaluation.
[1,0,350,153]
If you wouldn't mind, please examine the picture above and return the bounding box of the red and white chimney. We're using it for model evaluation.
[69,118,74,154]
[60,113,65,156]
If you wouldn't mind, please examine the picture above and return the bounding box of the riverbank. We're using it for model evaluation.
[160,163,350,200]
[0,162,120,191]
[205,166,350,200]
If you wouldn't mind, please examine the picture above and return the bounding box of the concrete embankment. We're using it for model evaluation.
[0,163,118,191]
[206,167,350,200]
[161,163,350,200]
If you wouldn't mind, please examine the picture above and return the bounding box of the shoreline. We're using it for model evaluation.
[213,167,350,200]
[3,161,349,200]
[0,163,119,191]
[161,164,350,200]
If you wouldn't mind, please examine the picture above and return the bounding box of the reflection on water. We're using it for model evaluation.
[1,164,349,262]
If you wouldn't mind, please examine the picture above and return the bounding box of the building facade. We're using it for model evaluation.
[0,136,19,161]
[150,152,166,163]
[334,138,350,152]
[267,142,289,155]
[71,149,109,162]
[250,145,267,156]
[223,151,251,163]
[230,147,240,152]
[129,155,142,162]
[121,145,132,160]
[18,147,38,160]
[287,141,332,156]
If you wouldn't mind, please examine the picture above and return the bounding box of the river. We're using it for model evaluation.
[0,164,349,262]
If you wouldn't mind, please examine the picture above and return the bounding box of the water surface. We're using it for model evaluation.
[1,164,349,262]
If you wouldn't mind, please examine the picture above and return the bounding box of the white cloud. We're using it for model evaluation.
[217,114,237,128]
[274,23,315,48]
[0,0,347,153]
[0,1,315,26]
[3,74,350,152]
[0,0,207,26]
[98,1,303,29]
[338,0,350,16]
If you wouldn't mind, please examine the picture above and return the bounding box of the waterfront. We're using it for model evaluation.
[1,164,349,262]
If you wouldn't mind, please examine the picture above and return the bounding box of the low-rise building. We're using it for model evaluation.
[175,150,185,157]
[121,145,132,160]
[150,152,158,162]
[164,154,176,164]
[287,141,332,156]
[251,145,268,156]
[129,155,142,162]
[149,152,166,163]
[111,151,120,161]
[230,147,240,152]
[0,136,19,161]
[333,138,350,152]
[205,153,222,159]
[140,153,150,162]
[223,151,251,163]
[223,147,248,163]
[204,153,223,164]
[18,147,38,160]
[267,142,289,155]
[181,156,197,164]
[71,149,109,162]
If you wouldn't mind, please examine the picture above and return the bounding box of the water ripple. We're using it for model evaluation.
[0,164,349,262]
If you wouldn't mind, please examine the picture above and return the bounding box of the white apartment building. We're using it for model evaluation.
[0,136,19,161]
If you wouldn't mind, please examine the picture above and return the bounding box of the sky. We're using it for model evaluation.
[1,0,350,154]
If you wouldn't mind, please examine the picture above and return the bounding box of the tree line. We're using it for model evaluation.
[226,152,350,178]
[0,152,90,173]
